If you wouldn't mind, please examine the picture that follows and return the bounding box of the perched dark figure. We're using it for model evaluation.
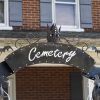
[91,46,100,56]
[0,46,13,54]
[92,86,100,100]
[47,24,61,43]
[92,75,100,100]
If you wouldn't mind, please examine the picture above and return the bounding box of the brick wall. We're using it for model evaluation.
[86,0,100,32]
[14,0,100,32]
[16,67,81,100]
[92,0,100,32]
[21,0,40,30]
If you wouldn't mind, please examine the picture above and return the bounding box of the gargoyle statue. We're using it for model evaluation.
[91,46,100,56]
[47,24,61,43]
[92,75,100,100]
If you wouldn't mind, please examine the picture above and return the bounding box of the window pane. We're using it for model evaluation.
[56,4,75,26]
[0,1,4,23]
[56,0,75,2]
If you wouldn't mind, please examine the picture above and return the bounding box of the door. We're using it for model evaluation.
[70,71,83,100]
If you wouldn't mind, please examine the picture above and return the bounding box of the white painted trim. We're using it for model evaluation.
[55,2,76,5]
[0,26,13,30]
[52,0,83,32]
[76,0,81,29]
[29,64,71,67]
[52,0,56,23]
[8,74,16,100]
[5,0,9,27]
[61,28,84,32]
[88,79,94,100]
[94,65,100,68]
[0,0,12,30]
[57,25,84,32]
[83,76,89,100]
[83,77,94,100]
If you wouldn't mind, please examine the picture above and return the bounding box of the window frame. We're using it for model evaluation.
[0,0,5,25]
[0,0,12,30]
[52,0,84,32]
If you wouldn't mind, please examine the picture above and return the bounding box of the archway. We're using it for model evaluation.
[16,65,83,100]
[0,42,98,100]
[0,24,99,100]
[0,43,95,80]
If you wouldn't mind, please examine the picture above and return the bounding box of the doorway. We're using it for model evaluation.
[16,66,83,100]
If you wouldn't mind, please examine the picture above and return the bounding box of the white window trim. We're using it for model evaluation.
[8,74,16,100]
[52,0,84,32]
[0,0,12,30]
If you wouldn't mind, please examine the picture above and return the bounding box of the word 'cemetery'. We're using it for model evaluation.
[28,47,76,63]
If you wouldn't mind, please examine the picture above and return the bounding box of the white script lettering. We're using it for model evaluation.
[28,47,76,63]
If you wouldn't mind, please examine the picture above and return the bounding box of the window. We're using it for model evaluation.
[0,0,12,30]
[0,0,4,23]
[52,0,83,31]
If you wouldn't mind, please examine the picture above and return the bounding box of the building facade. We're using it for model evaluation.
[0,0,99,100]
[0,0,100,32]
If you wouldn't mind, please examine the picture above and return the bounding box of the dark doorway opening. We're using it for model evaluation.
[16,66,83,100]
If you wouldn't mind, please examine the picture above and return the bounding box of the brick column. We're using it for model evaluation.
[22,0,40,30]
[92,0,100,32]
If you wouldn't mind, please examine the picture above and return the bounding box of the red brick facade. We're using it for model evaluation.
[14,0,100,32]
[86,0,100,32]
[92,0,100,32]
[16,67,81,100]
[22,0,40,30]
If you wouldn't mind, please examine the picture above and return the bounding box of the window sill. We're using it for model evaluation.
[57,25,84,32]
[61,28,84,32]
[0,26,13,30]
